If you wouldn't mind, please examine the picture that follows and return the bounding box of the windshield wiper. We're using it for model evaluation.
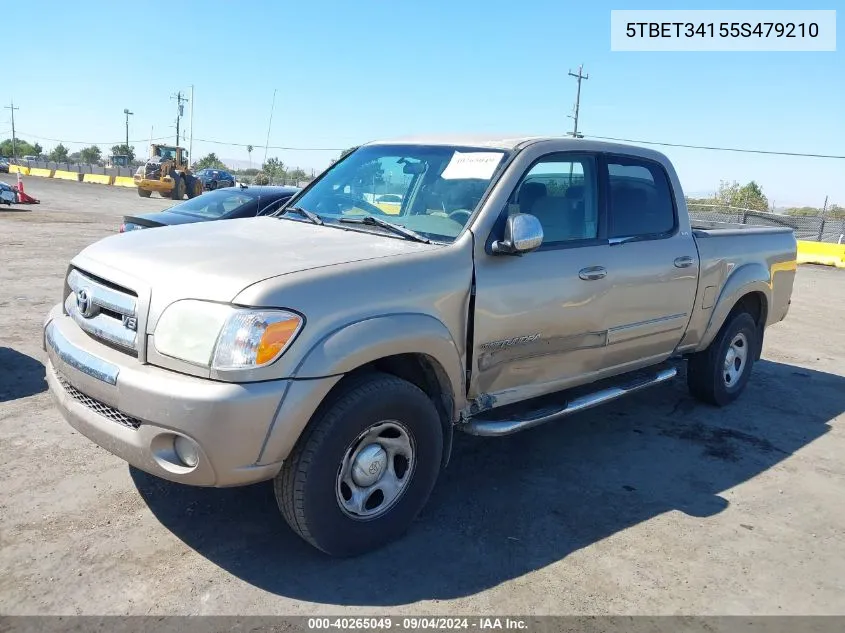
[277,206,323,225]
[339,215,431,244]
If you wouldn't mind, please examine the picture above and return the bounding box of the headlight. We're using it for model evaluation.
[154,300,303,370]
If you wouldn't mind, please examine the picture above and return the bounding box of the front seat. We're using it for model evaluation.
[518,182,547,214]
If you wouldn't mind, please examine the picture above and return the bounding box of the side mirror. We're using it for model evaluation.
[492,213,543,255]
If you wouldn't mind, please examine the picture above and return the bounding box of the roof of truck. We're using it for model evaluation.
[362,134,671,162]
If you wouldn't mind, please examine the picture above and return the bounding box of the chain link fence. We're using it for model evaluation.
[687,203,845,243]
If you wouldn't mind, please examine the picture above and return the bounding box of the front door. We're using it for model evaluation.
[469,153,610,408]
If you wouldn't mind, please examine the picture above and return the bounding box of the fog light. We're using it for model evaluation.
[173,435,199,468]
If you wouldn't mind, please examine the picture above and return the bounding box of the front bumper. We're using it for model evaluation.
[44,306,338,487]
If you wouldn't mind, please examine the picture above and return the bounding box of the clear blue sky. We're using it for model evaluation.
[3,0,842,206]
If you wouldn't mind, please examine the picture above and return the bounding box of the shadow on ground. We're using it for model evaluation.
[132,359,844,605]
[0,347,46,402]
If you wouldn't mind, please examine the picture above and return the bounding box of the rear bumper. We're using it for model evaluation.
[43,306,337,487]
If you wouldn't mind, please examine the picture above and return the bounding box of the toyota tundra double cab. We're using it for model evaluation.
[44,135,797,556]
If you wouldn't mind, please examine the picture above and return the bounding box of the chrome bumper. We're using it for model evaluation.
[44,307,291,487]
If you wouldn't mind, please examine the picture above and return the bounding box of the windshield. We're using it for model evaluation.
[168,189,254,219]
[288,144,509,242]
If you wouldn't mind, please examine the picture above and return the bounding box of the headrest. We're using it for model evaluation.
[519,181,547,203]
[564,185,584,199]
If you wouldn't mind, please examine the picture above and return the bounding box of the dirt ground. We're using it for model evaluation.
[1,175,843,616]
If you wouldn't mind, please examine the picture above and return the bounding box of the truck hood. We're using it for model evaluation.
[73,216,439,306]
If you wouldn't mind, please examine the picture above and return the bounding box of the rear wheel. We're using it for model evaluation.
[687,311,757,406]
[274,372,443,557]
[137,188,152,198]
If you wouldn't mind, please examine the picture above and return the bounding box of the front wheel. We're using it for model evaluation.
[137,188,152,198]
[170,174,185,200]
[687,311,758,406]
[274,372,443,557]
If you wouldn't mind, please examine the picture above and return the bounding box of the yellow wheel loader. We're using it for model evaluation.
[134,144,203,200]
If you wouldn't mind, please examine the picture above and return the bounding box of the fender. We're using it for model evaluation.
[295,312,467,414]
[696,262,771,353]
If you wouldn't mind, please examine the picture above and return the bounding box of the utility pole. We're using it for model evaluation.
[171,91,189,145]
[5,100,19,160]
[189,85,194,161]
[264,88,277,165]
[123,108,133,149]
[567,65,588,138]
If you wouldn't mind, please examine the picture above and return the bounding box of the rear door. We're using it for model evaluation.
[597,154,699,373]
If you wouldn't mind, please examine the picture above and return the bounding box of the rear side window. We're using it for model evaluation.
[606,158,675,239]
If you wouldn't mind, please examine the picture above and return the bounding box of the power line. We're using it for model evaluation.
[582,134,845,159]
[16,130,172,145]
[10,127,840,160]
[192,136,344,151]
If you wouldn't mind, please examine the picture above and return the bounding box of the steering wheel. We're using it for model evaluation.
[316,193,388,216]
[447,209,472,224]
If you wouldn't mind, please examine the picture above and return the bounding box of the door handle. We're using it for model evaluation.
[579,266,607,281]
[674,256,694,268]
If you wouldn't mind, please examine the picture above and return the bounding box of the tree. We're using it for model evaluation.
[110,144,136,161]
[288,167,308,183]
[79,145,102,165]
[827,204,845,219]
[247,144,254,168]
[48,143,69,162]
[253,172,270,185]
[0,138,42,158]
[262,157,286,182]
[715,180,768,211]
[193,153,227,170]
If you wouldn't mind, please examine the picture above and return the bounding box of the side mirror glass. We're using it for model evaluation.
[492,213,543,255]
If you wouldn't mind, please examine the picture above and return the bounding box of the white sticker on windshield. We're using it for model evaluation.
[440,152,503,180]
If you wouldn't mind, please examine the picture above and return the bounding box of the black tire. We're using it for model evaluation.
[687,311,757,406]
[209,179,218,190]
[185,175,197,199]
[170,174,184,200]
[275,372,443,557]
[137,188,152,198]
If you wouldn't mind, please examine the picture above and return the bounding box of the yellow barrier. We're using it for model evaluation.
[113,176,136,188]
[82,173,114,185]
[797,240,845,269]
[9,164,30,175]
[29,167,55,178]
[54,170,83,182]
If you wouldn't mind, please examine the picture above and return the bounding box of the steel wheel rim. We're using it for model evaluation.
[336,420,415,520]
[723,332,748,388]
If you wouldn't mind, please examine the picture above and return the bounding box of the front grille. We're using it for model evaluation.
[57,374,141,430]
[66,268,139,354]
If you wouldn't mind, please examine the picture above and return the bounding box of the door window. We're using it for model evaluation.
[606,158,676,239]
[510,155,599,245]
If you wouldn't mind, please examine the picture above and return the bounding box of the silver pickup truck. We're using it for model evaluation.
[44,136,797,556]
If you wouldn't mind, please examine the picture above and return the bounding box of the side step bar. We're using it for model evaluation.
[461,367,678,437]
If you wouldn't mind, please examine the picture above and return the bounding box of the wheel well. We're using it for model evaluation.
[347,353,455,468]
[729,291,767,328]
[728,291,768,359]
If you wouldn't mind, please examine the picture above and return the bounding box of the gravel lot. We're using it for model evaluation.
[1,175,843,616]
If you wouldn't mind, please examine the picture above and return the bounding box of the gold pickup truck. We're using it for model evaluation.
[44,135,797,556]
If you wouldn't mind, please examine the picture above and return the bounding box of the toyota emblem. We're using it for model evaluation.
[76,288,98,319]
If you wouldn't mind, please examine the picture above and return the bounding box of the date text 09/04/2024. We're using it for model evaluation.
[307,618,529,630]
[626,22,819,39]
